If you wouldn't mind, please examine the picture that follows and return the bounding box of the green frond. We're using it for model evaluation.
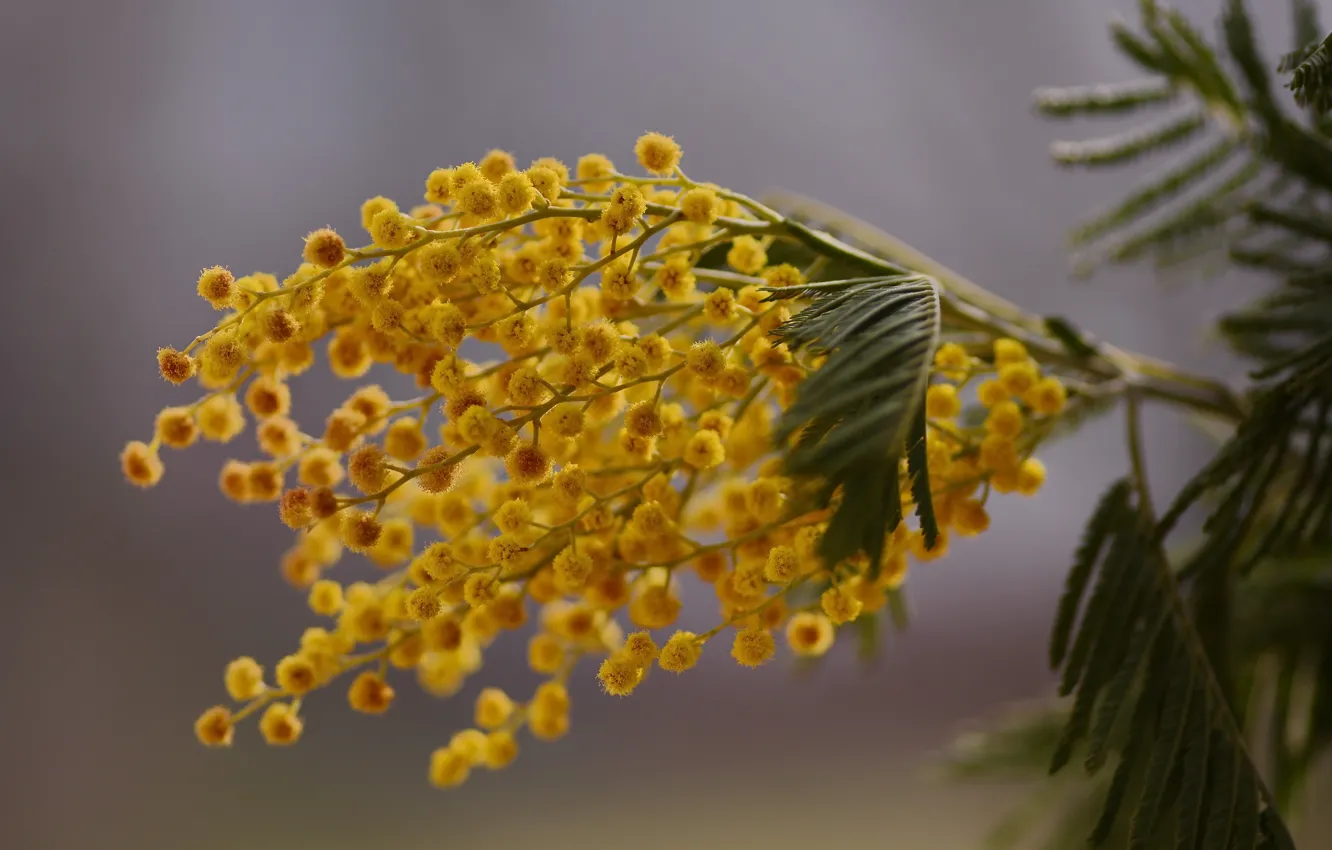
[765,275,940,568]
[1159,364,1332,580]
[1050,479,1131,668]
[1050,108,1207,168]
[1110,16,1168,76]
[1084,600,1168,773]
[1033,78,1177,117]
[905,407,939,554]
[1263,808,1300,850]
[1228,245,1329,276]
[1046,483,1292,848]
[1039,0,1291,278]
[1075,158,1263,273]
[1246,201,1332,244]
[1167,11,1241,108]
[1091,670,1161,847]
[1200,737,1239,850]
[1310,646,1332,758]
[1231,768,1261,850]
[1175,708,1212,849]
[1220,0,1272,96]
[1053,515,1144,772]
[1067,136,1242,247]
[1281,33,1332,112]
[1106,0,1243,113]
[1128,649,1194,849]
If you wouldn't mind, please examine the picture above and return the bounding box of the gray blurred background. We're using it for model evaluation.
[4,1,1327,848]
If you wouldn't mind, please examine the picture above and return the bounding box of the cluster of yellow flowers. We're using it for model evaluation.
[122,132,1064,788]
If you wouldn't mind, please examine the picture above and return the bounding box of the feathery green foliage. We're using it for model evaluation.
[1158,0,1332,581]
[1281,32,1332,112]
[942,2,1332,847]
[1045,478,1284,849]
[743,8,1332,844]
[1036,0,1261,276]
[764,275,941,570]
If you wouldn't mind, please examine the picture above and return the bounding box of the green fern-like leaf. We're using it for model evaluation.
[1067,137,1242,247]
[764,275,940,568]
[1034,78,1178,117]
[1050,480,1131,668]
[1038,0,1266,277]
[1084,598,1168,773]
[1127,649,1194,849]
[1079,158,1263,273]
[1048,483,1291,848]
[1050,108,1208,168]
[1175,706,1212,849]
[905,406,939,554]
[1282,32,1332,112]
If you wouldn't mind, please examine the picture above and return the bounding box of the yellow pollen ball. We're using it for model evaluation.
[429,747,471,788]
[120,441,163,488]
[977,380,1009,408]
[480,149,516,182]
[952,499,991,536]
[1017,457,1047,495]
[731,627,776,667]
[196,266,235,309]
[498,171,534,215]
[764,545,800,583]
[1026,376,1067,415]
[683,430,725,470]
[475,688,515,728]
[527,634,566,674]
[985,401,1024,440]
[527,166,561,202]
[998,361,1039,396]
[275,654,318,695]
[597,652,643,696]
[156,347,195,384]
[484,731,519,769]
[195,706,234,747]
[224,657,265,700]
[658,631,701,673]
[994,338,1028,366]
[424,168,453,203]
[308,580,343,616]
[678,188,720,224]
[785,612,835,657]
[576,153,616,193]
[634,131,682,174]
[505,444,552,485]
[686,341,725,377]
[925,383,961,419]
[726,236,767,274]
[303,228,345,268]
[623,631,660,666]
[821,586,863,625]
[259,703,304,746]
[458,180,500,219]
[346,676,391,714]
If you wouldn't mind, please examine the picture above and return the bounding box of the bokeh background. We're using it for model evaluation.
[4,1,1329,848]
